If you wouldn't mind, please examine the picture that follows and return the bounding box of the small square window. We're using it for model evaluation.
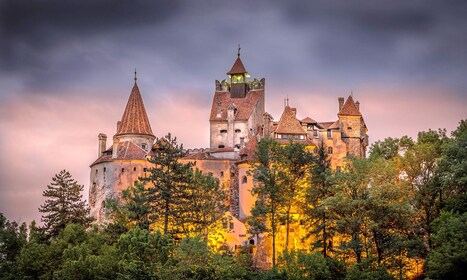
[121,168,124,173]
[133,167,136,171]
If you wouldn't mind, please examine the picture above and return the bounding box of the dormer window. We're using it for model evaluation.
[142,143,147,151]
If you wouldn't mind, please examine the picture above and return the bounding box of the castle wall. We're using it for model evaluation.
[89,159,150,222]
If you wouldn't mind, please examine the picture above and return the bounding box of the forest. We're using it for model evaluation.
[1,120,466,280]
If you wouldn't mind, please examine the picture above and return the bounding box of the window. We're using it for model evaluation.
[121,168,124,173]
[95,169,98,174]
[143,168,147,172]
[218,145,225,148]
[230,172,235,178]
[328,147,333,154]
[313,129,318,137]
[235,129,241,133]
[242,176,247,184]
[220,129,227,133]
[327,130,332,138]
[249,239,255,245]
[299,135,305,140]
[142,143,147,150]
[103,167,106,172]
[347,127,352,130]
[222,221,227,229]
[234,144,240,149]
[220,171,224,178]
[134,181,137,185]
[133,167,136,171]
[229,222,234,230]
[307,124,313,130]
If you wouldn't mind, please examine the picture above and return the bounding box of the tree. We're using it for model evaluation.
[248,138,284,267]
[0,213,27,279]
[140,133,194,236]
[425,211,467,280]
[181,169,227,238]
[305,141,336,258]
[38,170,93,238]
[402,130,447,251]
[438,119,467,213]
[278,141,313,252]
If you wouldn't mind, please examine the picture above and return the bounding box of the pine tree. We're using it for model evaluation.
[39,170,92,238]
[140,133,194,236]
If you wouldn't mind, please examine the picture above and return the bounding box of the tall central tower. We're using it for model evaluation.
[209,51,266,158]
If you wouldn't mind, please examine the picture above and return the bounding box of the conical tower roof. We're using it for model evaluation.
[227,57,247,75]
[115,82,154,137]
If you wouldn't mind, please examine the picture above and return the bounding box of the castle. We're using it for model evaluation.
[89,52,368,249]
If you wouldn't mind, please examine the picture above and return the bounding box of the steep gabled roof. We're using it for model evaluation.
[115,82,154,137]
[275,106,306,135]
[227,57,247,75]
[210,90,264,121]
[338,95,361,116]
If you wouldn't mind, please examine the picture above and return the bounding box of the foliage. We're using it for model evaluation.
[425,211,467,280]
[38,170,93,238]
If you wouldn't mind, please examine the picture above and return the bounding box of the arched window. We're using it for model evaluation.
[242,176,247,184]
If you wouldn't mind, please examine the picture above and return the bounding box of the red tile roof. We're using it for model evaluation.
[90,141,148,166]
[115,82,154,137]
[301,117,317,124]
[338,95,361,116]
[210,90,264,121]
[227,57,247,75]
[275,106,306,135]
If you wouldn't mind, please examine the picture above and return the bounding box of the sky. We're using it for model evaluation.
[1,0,466,225]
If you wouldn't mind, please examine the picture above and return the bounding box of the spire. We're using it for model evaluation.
[227,46,247,75]
[115,75,154,137]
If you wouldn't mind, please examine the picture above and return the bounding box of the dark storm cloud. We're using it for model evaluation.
[0,0,182,91]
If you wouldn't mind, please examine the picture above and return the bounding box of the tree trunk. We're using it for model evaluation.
[323,211,327,258]
[272,211,276,267]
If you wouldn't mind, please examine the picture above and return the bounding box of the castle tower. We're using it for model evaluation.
[337,95,368,157]
[89,73,155,223]
[209,50,266,157]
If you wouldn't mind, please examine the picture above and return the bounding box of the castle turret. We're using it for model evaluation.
[227,47,249,98]
[112,72,155,157]
[337,95,368,157]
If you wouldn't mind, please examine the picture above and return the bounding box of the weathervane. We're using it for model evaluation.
[134,68,137,82]
[237,44,241,57]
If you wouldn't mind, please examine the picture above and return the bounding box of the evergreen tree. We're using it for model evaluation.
[248,138,284,267]
[304,141,336,258]
[39,170,92,238]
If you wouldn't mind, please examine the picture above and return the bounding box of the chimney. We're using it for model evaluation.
[98,133,107,157]
[355,101,360,111]
[116,121,121,132]
[338,97,344,111]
